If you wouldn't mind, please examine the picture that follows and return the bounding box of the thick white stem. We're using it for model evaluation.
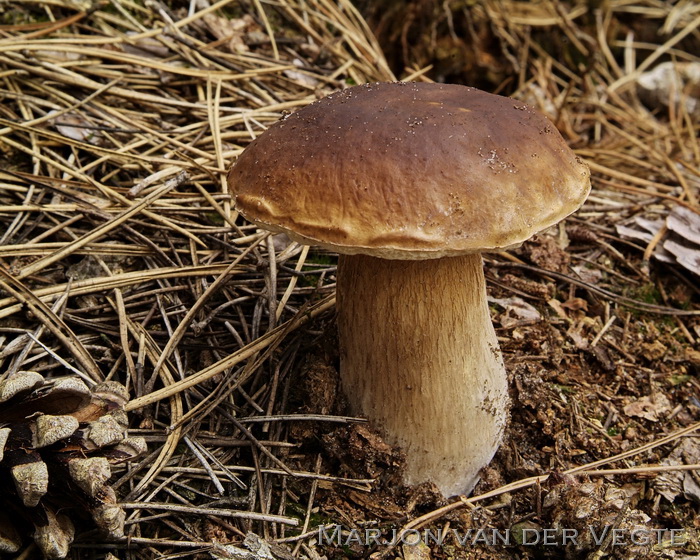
[336,253,509,496]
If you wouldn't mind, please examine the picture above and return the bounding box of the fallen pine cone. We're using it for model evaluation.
[0,371,146,558]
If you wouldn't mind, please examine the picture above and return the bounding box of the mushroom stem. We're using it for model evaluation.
[336,253,509,496]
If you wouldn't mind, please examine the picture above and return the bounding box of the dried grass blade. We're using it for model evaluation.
[17,171,190,279]
[609,13,700,92]
[150,234,266,382]
[0,268,102,381]
[120,502,299,525]
[0,265,237,320]
[122,319,184,497]
[125,295,336,411]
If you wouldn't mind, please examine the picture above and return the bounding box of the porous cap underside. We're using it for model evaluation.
[228,82,591,259]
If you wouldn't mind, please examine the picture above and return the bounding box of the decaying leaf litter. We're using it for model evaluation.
[0,0,698,558]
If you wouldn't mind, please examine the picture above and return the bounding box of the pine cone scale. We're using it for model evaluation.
[0,371,145,558]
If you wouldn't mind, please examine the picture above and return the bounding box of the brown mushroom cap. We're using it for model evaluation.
[228,82,590,259]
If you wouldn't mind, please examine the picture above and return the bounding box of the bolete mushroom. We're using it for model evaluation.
[227,82,590,496]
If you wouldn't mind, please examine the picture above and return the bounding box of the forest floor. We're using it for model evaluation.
[0,1,698,559]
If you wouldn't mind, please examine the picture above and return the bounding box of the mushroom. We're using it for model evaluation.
[228,82,590,496]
